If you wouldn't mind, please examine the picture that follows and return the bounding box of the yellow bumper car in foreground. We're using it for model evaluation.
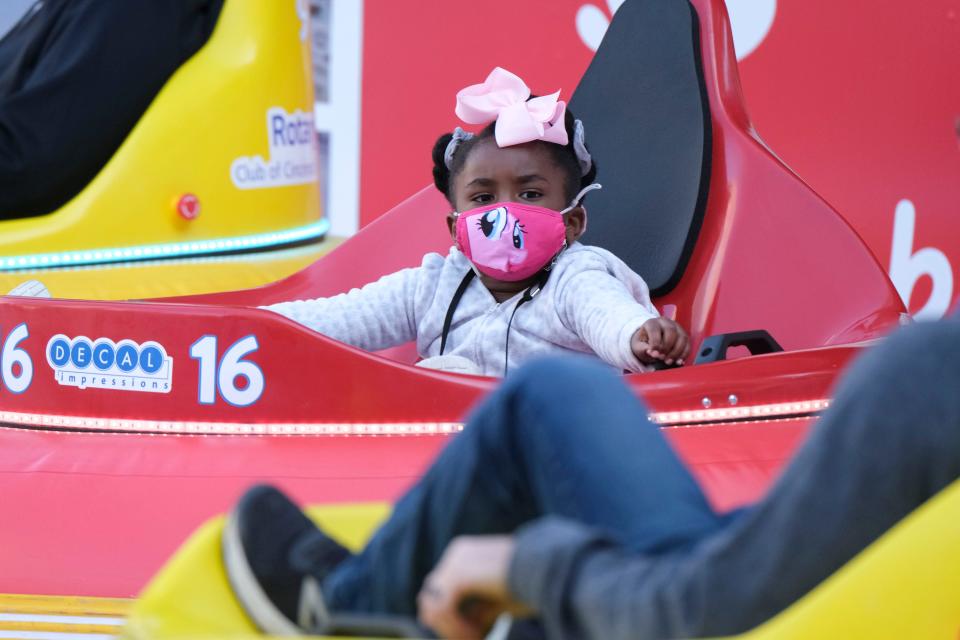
[123,481,960,639]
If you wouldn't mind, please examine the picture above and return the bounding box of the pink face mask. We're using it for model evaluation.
[454,184,601,282]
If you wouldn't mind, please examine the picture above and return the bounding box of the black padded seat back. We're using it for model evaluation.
[570,0,710,296]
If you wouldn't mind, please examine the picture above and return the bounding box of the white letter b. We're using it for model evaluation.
[889,199,954,320]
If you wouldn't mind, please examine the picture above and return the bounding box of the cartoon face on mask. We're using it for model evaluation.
[453,183,602,282]
[455,202,567,282]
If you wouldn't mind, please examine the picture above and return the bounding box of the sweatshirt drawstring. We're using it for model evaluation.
[440,269,551,375]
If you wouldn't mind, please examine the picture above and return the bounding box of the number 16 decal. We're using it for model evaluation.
[190,335,264,406]
[1,323,33,394]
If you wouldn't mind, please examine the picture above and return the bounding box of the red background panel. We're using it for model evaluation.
[736,0,960,316]
[359,0,960,315]
[359,0,594,227]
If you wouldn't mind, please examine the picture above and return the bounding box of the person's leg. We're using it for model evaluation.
[668,319,960,636]
[325,356,724,615]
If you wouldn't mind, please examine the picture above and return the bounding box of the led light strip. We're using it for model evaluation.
[649,399,831,425]
[0,632,116,640]
[0,614,125,625]
[0,400,831,435]
[0,219,330,271]
[1,401,830,435]
[0,410,464,436]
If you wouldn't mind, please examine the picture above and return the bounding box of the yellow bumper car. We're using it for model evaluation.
[0,0,335,299]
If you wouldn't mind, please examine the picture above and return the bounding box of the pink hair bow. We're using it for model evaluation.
[455,67,569,147]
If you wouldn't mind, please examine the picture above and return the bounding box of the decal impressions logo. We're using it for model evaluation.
[46,335,173,394]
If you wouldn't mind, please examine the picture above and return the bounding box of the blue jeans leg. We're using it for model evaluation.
[324,356,724,615]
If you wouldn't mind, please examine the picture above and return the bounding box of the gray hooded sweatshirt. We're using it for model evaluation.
[264,243,658,376]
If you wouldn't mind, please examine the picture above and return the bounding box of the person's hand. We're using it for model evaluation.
[417,535,532,639]
[631,317,690,366]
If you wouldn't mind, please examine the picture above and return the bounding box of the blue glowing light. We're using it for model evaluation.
[0,220,330,271]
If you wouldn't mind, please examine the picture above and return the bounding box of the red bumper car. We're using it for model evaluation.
[0,0,908,620]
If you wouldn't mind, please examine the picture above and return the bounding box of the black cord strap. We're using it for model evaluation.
[502,269,551,376]
[441,268,552,374]
[439,270,476,355]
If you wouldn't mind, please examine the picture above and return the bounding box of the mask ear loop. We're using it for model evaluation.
[450,210,464,253]
[559,182,601,238]
[560,183,602,214]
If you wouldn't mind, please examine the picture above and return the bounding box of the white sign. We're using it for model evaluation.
[231,107,319,190]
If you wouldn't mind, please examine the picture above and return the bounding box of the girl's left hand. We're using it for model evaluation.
[632,317,690,366]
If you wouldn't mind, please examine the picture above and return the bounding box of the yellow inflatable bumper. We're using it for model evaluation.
[121,481,960,639]
[0,241,341,301]
[0,0,332,299]
[124,503,391,639]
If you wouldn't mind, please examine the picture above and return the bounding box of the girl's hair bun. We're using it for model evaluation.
[431,132,455,197]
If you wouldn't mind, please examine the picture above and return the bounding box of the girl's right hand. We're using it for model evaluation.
[632,317,690,366]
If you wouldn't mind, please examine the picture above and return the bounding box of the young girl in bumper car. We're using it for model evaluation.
[265,68,689,376]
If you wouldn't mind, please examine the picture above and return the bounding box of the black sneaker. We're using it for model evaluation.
[222,484,351,635]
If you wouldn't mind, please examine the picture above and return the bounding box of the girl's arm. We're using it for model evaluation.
[262,266,426,352]
[556,267,659,372]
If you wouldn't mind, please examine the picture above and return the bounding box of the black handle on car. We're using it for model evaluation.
[694,330,783,364]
